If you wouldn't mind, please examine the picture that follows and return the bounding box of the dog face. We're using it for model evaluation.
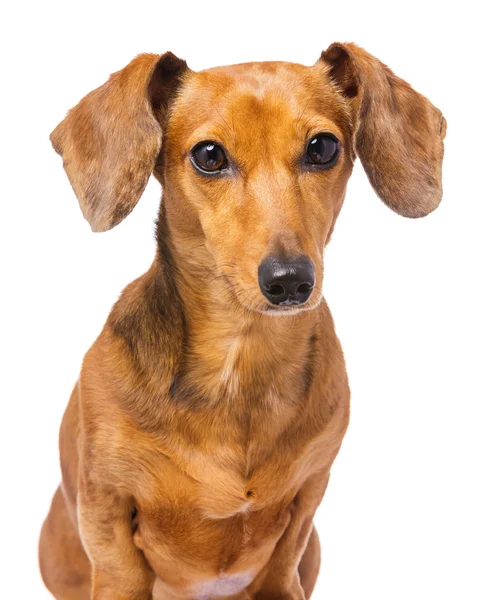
[162,61,355,314]
[51,45,446,314]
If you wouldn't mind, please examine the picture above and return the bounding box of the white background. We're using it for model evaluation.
[1,1,496,598]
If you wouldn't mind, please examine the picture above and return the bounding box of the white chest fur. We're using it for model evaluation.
[189,569,255,599]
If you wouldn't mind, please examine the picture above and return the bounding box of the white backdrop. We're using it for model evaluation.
[1,1,496,598]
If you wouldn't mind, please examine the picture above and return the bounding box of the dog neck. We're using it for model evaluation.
[165,225,317,404]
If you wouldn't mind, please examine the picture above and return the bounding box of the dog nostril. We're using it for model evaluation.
[266,284,285,296]
[297,283,313,295]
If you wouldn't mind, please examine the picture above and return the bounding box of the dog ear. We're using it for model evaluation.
[50,52,189,232]
[320,43,447,218]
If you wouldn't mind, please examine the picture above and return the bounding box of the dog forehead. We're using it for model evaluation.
[200,60,315,93]
[168,60,346,143]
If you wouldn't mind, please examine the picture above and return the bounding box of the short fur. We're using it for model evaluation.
[39,43,446,600]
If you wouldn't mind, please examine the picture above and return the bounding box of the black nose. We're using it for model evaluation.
[258,256,315,306]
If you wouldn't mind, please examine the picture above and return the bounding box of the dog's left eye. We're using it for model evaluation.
[305,134,340,167]
[191,141,228,174]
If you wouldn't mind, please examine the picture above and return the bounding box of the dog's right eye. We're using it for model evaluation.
[191,141,228,174]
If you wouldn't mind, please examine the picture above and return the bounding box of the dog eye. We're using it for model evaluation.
[305,134,340,167]
[191,141,228,174]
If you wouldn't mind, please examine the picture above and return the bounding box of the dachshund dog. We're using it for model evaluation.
[39,43,446,600]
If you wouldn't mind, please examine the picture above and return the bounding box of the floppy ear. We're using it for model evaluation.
[50,52,189,232]
[320,43,447,218]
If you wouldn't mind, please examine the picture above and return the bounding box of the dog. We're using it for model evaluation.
[39,42,446,600]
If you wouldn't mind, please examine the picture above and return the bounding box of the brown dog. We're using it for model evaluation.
[39,43,446,600]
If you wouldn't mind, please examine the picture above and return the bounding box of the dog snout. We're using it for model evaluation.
[258,256,315,306]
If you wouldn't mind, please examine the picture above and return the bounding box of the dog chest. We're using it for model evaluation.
[134,469,291,598]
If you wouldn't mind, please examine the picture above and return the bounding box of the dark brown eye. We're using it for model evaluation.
[191,141,228,174]
[306,134,340,167]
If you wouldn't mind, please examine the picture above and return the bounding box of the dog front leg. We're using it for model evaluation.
[254,467,333,600]
[78,480,154,600]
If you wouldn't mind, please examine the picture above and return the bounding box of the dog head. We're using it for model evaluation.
[51,44,446,314]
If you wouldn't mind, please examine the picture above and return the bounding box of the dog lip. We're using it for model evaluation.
[266,302,305,311]
[263,290,322,313]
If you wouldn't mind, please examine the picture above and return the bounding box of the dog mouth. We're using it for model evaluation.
[243,288,323,316]
[262,292,322,314]
[267,302,307,311]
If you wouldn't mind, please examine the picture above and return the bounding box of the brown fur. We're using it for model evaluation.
[39,43,446,600]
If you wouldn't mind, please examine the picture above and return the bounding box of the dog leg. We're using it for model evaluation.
[252,471,329,600]
[39,486,91,600]
[298,526,321,599]
[77,482,154,600]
